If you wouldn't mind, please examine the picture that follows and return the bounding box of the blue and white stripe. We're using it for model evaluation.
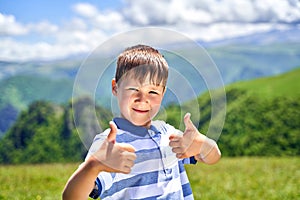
[86,118,196,200]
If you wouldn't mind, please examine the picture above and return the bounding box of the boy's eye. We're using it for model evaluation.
[149,91,159,95]
[128,88,138,91]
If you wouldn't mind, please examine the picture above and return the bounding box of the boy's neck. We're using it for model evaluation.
[113,117,159,137]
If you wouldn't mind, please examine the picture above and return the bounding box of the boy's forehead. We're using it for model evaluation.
[120,75,164,87]
[119,71,165,86]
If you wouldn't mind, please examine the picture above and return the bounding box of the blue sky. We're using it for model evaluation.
[1,0,122,24]
[1,0,300,61]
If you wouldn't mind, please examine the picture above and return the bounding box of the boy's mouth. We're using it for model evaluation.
[132,108,149,113]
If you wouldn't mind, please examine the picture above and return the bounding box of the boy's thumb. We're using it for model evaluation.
[107,121,117,143]
[184,113,192,127]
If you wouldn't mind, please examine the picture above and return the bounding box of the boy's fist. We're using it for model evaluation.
[92,121,136,174]
[169,113,206,159]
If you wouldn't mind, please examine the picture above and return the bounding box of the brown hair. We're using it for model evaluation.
[115,44,169,87]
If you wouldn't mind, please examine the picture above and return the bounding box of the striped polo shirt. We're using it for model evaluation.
[86,117,196,199]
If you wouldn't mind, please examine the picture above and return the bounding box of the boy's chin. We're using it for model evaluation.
[130,118,152,128]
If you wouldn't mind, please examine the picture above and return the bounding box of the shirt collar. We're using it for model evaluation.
[113,117,160,137]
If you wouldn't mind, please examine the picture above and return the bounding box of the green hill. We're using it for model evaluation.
[0,68,299,164]
[220,68,300,156]
[0,75,74,136]
[226,67,300,99]
[0,75,73,110]
[0,97,112,164]
[163,67,300,156]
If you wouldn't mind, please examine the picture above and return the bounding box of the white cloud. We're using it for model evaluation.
[28,21,59,35]
[72,3,130,33]
[0,36,102,61]
[121,0,300,42]
[72,3,99,18]
[93,11,129,32]
[0,13,28,36]
[122,0,300,24]
[1,0,300,61]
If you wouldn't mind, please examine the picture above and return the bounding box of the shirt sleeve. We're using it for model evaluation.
[89,178,102,199]
[189,156,197,164]
[181,156,197,165]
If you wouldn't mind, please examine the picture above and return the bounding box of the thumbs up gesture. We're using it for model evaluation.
[92,121,136,174]
[169,113,206,159]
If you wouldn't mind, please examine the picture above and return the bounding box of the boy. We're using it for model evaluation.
[63,44,221,200]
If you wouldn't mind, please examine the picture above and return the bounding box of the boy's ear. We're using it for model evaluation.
[163,86,167,95]
[112,79,117,96]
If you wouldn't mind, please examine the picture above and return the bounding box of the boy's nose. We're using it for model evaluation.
[135,92,149,103]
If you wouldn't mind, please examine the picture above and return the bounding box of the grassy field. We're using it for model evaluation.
[186,157,299,200]
[0,157,299,200]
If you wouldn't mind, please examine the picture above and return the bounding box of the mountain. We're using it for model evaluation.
[225,66,300,99]
[1,36,300,85]
[207,42,300,83]
[164,67,300,156]
[0,37,300,136]
[0,59,82,80]
[0,75,74,136]
[202,28,300,47]
[0,97,113,164]
[0,75,74,108]
[0,67,298,164]
[218,68,300,156]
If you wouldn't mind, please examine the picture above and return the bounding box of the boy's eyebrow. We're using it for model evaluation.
[146,84,165,91]
[149,84,164,88]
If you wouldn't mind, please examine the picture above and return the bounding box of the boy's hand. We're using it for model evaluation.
[169,113,206,159]
[91,121,136,174]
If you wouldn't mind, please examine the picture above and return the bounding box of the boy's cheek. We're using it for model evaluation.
[150,96,164,104]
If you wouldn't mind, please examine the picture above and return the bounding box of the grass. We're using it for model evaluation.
[226,67,300,100]
[0,163,78,200]
[186,157,300,200]
[0,157,299,200]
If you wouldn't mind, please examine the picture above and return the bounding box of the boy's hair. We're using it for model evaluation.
[115,44,169,87]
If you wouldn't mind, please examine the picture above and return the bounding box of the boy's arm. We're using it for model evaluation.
[62,157,106,200]
[169,113,221,165]
[62,122,136,200]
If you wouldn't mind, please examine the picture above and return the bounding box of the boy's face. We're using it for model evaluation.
[112,75,165,128]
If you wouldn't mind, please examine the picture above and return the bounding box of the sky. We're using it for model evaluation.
[1,0,300,61]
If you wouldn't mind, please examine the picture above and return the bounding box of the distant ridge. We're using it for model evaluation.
[226,67,300,99]
[0,75,73,136]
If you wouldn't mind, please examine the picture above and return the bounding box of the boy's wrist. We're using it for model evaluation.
[195,137,218,161]
[190,133,206,159]
[86,156,106,173]
[194,132,207,148]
